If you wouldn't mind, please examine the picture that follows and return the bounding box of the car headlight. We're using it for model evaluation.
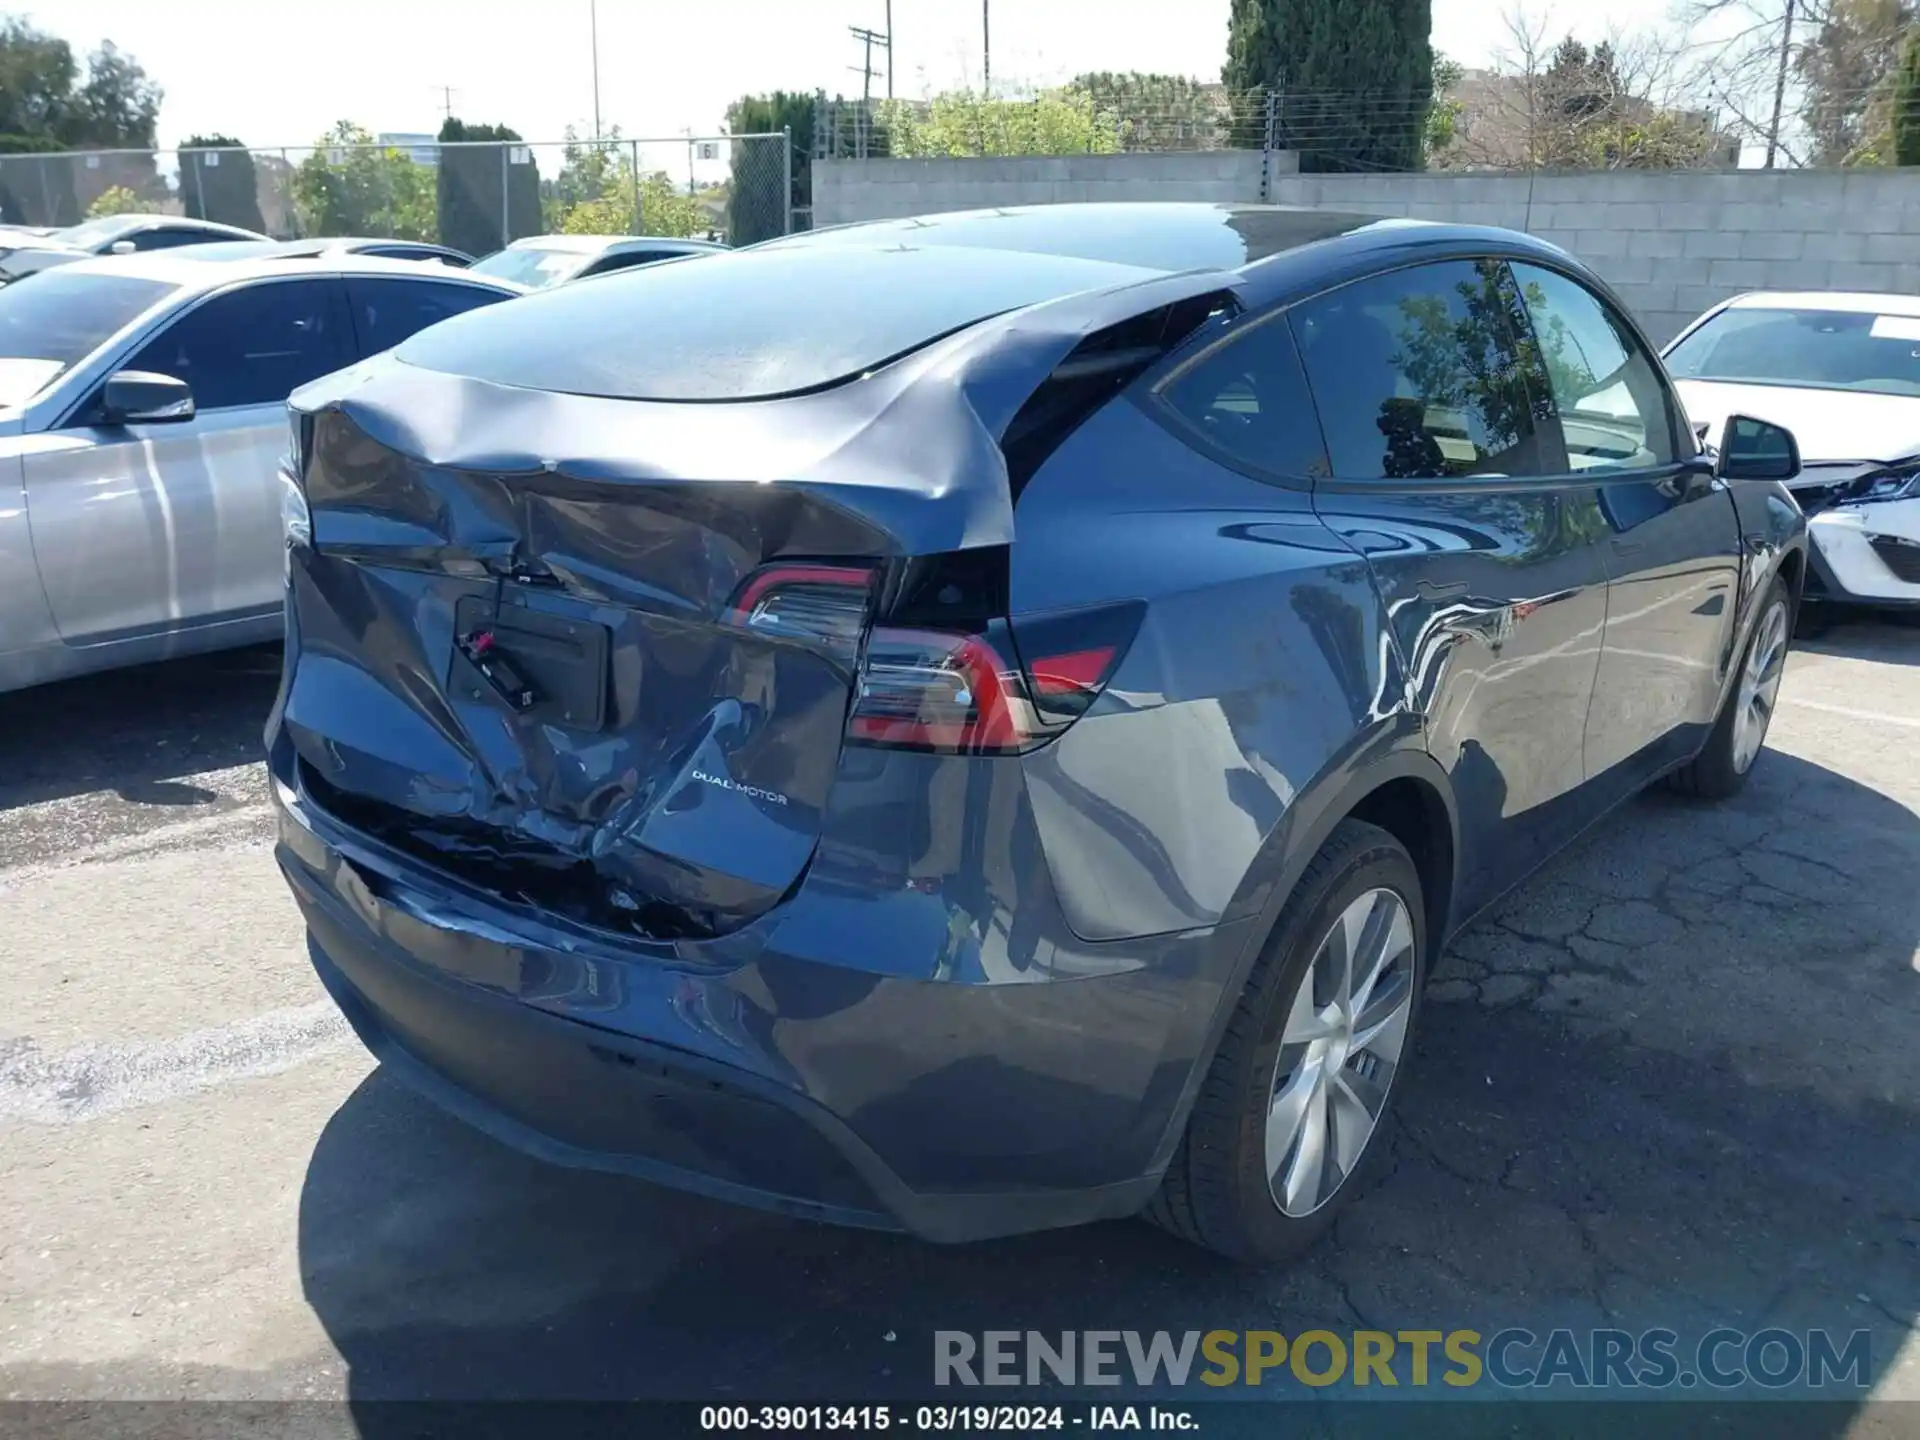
[1858,467,1920,503]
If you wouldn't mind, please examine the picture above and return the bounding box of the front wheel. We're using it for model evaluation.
[1145,820,1425,1265]
[1669,578,1791,800]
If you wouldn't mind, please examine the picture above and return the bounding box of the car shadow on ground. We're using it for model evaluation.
[295,744,1920,1425]
[0,645,281,813]
[1797,606,1920,665]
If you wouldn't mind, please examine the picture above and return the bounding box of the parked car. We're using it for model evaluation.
[0,213,269,284]
[0,255,521,693]
[174,237,475,267]
[467,233,725,289]
[1667,290,1920,612]
[272,203,1806,1262]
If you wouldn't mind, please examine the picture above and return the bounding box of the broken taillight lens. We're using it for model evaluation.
[850,601,1143,755]
[725,562,876,666]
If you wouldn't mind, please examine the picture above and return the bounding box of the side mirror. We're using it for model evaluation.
[100,370,195,425]
[108,239,137,255]
[1716,414,1799,482]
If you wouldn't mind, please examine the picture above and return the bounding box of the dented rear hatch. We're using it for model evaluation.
[277,241,1233,940]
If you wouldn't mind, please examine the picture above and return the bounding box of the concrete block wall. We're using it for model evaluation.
[812,151,1280,226]
[814,159,1920,346]
[1270,169,1920,343]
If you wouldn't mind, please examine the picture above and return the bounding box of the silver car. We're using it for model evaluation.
[0,254,521,693]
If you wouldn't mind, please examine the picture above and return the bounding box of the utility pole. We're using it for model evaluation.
[885,0,894,98]
[848,25,888,106]
[1763,0,1795,169]
[983,1,991,97]
[431,85,459,121]
[590,0,604,140]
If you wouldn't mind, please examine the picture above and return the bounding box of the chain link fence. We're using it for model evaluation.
[0,133,794,251]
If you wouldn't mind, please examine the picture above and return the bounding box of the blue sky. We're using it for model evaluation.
[37,0,1685,150]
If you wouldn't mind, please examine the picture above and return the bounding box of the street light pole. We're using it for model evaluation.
[885,0,893,99]
[590,0,603,140]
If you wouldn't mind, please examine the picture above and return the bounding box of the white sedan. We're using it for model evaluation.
[0,254,521,693]
[1666,290,1920,610]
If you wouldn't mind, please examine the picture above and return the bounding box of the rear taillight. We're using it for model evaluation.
[849,601,1142,756]
[725,562,875,666]
[850,625,1030,753]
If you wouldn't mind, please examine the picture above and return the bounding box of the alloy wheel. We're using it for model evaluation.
[1265,887,1416,1218]
[1733,599,1789,775]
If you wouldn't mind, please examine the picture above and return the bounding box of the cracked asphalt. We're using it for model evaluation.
[1,618,1916,1425]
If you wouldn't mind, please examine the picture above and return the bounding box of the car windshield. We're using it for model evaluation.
[1666,306,1920,397]
[0,270,177,407]
[467,245,590,289]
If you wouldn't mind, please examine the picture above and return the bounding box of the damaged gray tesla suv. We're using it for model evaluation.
[270,204,1808,1262]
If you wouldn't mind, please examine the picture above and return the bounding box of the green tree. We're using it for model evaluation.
[1071,71,1225,150]
[292,121,436,240]
[0,17,77,137]
[0,132,78,225]
[1426,54,1464,161]
[1798,0,1914,165]
[1895,24,1920,163]
[437,117,539,256]
[180,133,266,233]
[0,19,163,221]
[1223,0,1435,172]
[878,87,1121,157]
[546,140,703,237]
[84,183,142,217]
[725,91,813,243]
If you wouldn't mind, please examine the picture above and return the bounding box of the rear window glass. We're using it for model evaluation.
[395,244,1162,401]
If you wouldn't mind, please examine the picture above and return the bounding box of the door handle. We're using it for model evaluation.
[1611,539,1644,555]
[1417,579,1466,599]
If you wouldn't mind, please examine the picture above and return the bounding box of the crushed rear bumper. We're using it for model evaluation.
[274,752,1248,1243]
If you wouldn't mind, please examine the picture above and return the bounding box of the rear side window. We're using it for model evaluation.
[345,277,508,357]
[1157,312,1328,478]
[1291,260,1560,481]
[124,278,353,410]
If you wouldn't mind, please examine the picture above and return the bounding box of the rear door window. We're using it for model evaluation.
[345,276,509,357]
[1290,260,1563,481]
[1155,311,1329,478]
[123,278,354,410]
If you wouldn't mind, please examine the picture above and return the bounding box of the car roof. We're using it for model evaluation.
[1717,290,1920,317]
[54,252,525,293]
[762,202,1598,302]
[507,233,724,256]
[69,213,265,238]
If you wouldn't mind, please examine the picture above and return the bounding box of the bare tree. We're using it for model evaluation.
[1435,2,1731,169]
[1683,0,1834,166]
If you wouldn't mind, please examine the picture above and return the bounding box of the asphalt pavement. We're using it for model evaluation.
[1,619,1916,1428]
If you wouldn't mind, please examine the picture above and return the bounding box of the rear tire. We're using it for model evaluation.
[1145,820,1425,1265]
[1668,578,1791,801]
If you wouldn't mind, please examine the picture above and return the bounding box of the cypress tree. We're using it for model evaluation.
[180,134,267,233]
[1224,0,1435,172]
[1895,25,1920,166]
